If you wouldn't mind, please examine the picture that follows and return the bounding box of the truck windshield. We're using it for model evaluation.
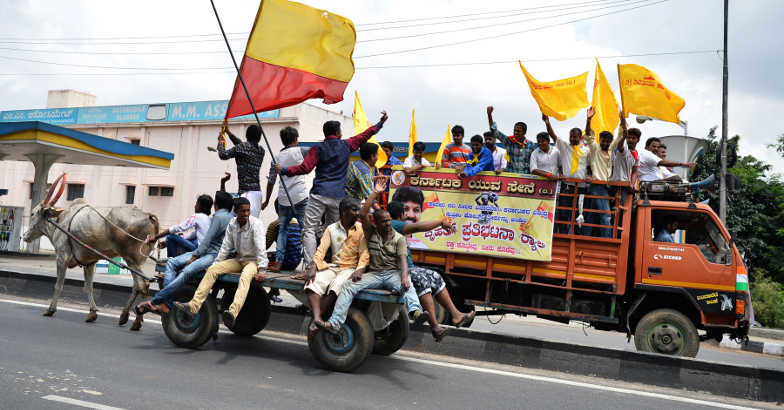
[651,210,731,265]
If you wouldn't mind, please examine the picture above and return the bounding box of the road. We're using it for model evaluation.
[0,297,769,410]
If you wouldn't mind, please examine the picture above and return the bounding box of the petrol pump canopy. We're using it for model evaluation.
[0,121,173,169]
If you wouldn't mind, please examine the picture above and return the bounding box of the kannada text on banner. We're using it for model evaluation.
[389,168,558,262]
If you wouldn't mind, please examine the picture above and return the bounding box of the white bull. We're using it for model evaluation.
[23,174,159,330]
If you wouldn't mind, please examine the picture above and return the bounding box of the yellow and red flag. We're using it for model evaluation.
[520,61,588,121]
[408,109,417,157]
[226,0,356,118]
[590,59,619,141]
[353,91,387,168]
[617,63,685,124]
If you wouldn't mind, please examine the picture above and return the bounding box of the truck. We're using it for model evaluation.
[391,170,750,357]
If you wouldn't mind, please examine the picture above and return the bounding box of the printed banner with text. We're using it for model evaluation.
[389,168,558,262]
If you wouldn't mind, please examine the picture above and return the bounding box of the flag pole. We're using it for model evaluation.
[616,64,626,118]
[210,0,295,208]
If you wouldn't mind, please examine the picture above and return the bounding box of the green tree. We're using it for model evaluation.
[750,269,784,328]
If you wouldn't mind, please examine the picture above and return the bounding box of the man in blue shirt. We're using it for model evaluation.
[457,135,494,178]
[654,220,679,243]
[380,141,403,170]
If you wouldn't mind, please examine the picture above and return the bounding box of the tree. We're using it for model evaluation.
[750,269,784,328]
[768,134,784,158]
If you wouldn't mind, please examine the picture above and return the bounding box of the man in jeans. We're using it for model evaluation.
[219,121,265,218]
[582,108,613,238]
[319,177,425,333]
[262,126,309,272]
[276,111,388,271]
[135,191,234,316]
[174,197,268,328]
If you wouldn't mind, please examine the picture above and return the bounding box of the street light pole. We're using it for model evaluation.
[719,0,729,223]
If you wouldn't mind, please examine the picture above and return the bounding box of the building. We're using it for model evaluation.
[0,91,352,250]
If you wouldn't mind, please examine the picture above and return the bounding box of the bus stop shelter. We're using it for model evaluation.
[0,121,173,252]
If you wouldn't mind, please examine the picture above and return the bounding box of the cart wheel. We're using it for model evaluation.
[373,306,409,356]
[162,286,218,349]
[225,285,271,337]
[308,307,374,372]
[634,308,699,357]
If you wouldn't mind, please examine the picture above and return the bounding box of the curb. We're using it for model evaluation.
[749,327,784,341]
[2,268,783,403]
[721,338,784,357]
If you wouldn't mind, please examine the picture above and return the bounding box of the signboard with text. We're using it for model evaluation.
[389,168,558,262]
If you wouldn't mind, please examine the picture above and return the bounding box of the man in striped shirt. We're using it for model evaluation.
[440,125,471,168]
[345,143,379,201]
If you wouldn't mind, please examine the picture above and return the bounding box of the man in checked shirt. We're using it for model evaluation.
[218,120,265,218]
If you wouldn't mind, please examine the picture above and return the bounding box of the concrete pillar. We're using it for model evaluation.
[24,153,61,253]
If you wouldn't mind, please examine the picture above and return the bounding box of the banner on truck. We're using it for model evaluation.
[389,168,558,262]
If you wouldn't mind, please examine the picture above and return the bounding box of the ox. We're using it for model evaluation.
[23,174,159,330]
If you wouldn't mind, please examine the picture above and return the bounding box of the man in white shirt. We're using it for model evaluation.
[656,144,681,181]
[148,194,213,258]
[610,115,638,184]
[530,132,560,179]
[483,131,507,173]
[174,197,268,328]
[638,137,694,182]
[403,141,432,173]
[543,111,591,234]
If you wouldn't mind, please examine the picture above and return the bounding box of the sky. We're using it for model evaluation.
[1,0,782,174]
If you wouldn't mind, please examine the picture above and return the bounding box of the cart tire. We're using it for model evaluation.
[634,308,699,357]
[162,286,218,349]
[308,307,374,372]
[373,307,409,356]
[225,285,271,337]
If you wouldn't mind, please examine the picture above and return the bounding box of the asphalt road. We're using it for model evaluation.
[0,297,769,410]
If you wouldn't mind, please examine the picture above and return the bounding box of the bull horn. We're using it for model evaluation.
[43,173,66,207]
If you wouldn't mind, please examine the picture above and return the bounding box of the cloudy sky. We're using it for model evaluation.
[1,0,782,173]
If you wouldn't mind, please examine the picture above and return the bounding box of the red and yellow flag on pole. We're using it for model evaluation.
[617,63,685,124]
[590,59,620,141]
[353,91,387,168]
[408,109,417,157]
[520,61,588,121]
[226,0,357,118]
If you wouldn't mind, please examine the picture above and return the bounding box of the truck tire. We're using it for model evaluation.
[225,286,271,337]
[308,307,374,372]
[162,286,219,349]
[634,309,699,357]
[373,307,409,356]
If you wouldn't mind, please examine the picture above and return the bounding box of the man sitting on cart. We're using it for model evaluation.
[303,197,369,333]
[173,197,268,328]
[318,177,426,333]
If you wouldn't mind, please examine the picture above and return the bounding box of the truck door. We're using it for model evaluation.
[641,209,736,317]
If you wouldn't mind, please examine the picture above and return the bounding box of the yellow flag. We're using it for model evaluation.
[520,61,588,121]
[408,109,417,157]
[435,124,451,168]
[590,60,619,142]
[617,63,685,124]
[353,91,387,167]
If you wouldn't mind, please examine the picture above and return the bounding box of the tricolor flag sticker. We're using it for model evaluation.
[736,274,748,291]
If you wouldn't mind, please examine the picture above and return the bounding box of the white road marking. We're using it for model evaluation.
[41,395,124,410]
[2,298,759,410]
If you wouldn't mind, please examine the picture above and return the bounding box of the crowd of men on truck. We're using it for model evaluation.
[133,104,697,341]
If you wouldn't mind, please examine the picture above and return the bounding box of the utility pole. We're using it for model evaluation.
[719,0,729,223]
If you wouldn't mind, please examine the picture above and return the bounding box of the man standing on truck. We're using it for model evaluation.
[486,106,537,174]
[456,135,495,178]
[483,131,507,174]
[304,197,368,334]
[173,197,268,329]
[403,141,432,174]
[218,121,265,218]
[275,111,388,272]
[262,126,310,272]
[440,125,471,168]
[345,143,379,201]
[637,137,694,182]
[610,113,638,185]
[582,107,613,238]
[529,132,560,180]
[319,177,426,333]
[542,111,590,234]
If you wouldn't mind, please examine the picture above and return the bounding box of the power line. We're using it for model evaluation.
[355,0,670,58]
[0,55,228,71]
[0,46,245,56]
[358,0,649,43]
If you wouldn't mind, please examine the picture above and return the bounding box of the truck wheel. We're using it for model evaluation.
[162,286,219,349]
[634,309,699,357]
[373,307,409,356]
[225,286,271,337]
[308,307,374,372]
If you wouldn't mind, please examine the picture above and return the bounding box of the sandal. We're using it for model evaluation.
[314,319,339,335]
[134,301,157,316]
[290,272,308,281]
[431,327,448,343]
[454,311,476,328]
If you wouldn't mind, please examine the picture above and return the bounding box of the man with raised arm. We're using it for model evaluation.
[275,111,388,272]
[304,197,368,334]
[582,107,613,238]
[487,106,537,174]
[318,177,426,333]
[218,120,265,218]
[610,112,638,185]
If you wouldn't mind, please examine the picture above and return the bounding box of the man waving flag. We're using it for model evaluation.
[226,0,357,118]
